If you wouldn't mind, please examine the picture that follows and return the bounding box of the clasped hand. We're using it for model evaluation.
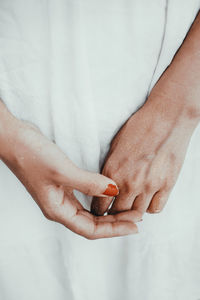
[91,96,195,217]
[0,92,196,240]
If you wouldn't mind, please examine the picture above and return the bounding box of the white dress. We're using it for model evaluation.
[0,1,200,299]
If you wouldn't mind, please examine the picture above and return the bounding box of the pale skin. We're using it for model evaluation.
[0,102,142,240]
[91,11,200,216]
[1,12,200,239]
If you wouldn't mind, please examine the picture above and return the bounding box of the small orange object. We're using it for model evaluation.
[103,184,119,196]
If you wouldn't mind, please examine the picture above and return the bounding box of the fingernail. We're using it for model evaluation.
[154,209,161,213]
[138,218,143,222]
[147,209,160,214]
[103,184,119,196]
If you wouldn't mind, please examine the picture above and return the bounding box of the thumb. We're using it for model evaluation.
[73,168,119,197]
[56,161,119,197]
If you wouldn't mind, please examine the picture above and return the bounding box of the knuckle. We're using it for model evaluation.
[103,163,120,181]
[48,166,61,179]
[103,161,112,173]
[165,181,173,191]
[122,180,133,193]
[131,173,141,186]
[130,181,140,192]
[105,168,118,181]
[85,181,98,195]
[169,152,176,163]
[144,182,154,193]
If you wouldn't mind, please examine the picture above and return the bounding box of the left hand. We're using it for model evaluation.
[91,95,196,216]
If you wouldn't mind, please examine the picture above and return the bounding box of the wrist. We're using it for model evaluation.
[138,92,199,147]
[146,86,200,131]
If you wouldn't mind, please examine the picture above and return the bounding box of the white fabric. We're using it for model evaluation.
[0,1,200,299]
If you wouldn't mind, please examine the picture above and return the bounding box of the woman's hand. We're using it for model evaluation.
[91,94,198,216]
[0,102,141,239]
[91,11,200,217]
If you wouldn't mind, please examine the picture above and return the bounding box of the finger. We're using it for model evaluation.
[147,190,170,213]
[47,191,138,239]
[98,210,142,223]
[108,191,137,215]
[71,210,139,239]
[59,202,138,239]
[83,209,142,223]
[56,161,119,198]
[91,195,114,216]
[131,193,155,214]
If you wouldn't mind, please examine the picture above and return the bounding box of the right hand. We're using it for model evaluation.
[0,108,141,239]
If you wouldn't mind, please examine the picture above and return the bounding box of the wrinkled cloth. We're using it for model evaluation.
[0,1,200,299]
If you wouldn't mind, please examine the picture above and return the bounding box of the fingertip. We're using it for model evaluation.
[116,222,139,237]
[102,183,119,197]
[125,223,139,235]
[146,208,161,214]
[98,173,119,196]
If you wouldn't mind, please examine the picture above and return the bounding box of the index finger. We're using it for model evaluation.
[91,195,114,216]
[67,210,139,240]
